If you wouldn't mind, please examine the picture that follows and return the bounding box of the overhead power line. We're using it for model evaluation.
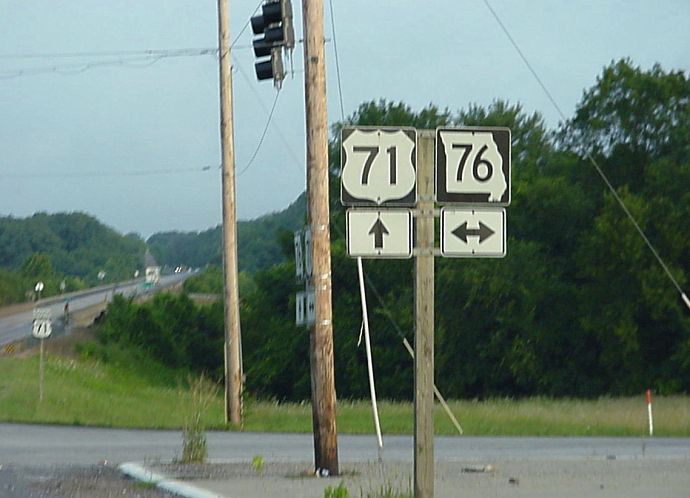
[0,47,218,59]
[482,0,690,309]
[234,59,304,175]
[0,165,218,179]
[0,50,217,80]
[328,0,345,121]
[237,86,282,177]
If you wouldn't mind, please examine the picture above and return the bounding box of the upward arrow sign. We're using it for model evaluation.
[368,217,389,249]
[452,221,494,243]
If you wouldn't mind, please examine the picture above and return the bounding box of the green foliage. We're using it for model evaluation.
[20,253,55,279]
[0,268,27,305]
[183,266,224,294]
[3,351,690,434]
[241,263,312,399]
[324,481,349,498]
[561,58,690,159]
[251,455,265,476]
[0,212,146,303]
[99,294,224,378]
[180,374,216,463]
[69,60,690,402]
[147,193,307,273]
[362,484,412,498]
[235,61,690,400]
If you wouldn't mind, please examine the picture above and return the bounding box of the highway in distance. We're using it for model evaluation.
[0,272,191,348]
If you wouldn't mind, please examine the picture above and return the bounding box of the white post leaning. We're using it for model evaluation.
[357,257,384,456]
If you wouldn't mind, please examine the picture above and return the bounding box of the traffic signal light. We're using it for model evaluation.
[251,0,294,86]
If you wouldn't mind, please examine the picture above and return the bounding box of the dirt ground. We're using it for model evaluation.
[153,459,690,498]
[2,457,689,497]
[0,463,169,498]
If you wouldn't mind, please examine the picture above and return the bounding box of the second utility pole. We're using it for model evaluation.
[302,0,339,475]
[217,0,243,425]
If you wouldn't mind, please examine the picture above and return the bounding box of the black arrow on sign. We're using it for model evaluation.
[369,216,389,249]
[452,221,494,243]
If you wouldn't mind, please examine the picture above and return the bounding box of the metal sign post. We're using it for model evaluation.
[32,308,52,402]
[39,338,44,401]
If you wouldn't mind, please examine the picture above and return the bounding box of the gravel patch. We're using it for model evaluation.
[152,458,690,498]
[0,463,171,498]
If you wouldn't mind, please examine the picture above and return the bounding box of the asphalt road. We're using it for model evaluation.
[0,273,190,348]
[2,424,690,466]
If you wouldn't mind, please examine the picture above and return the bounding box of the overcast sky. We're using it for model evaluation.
[1,1,688,238]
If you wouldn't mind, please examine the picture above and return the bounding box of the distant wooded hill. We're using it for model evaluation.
[147,192,306,273]
[0,212,146,304]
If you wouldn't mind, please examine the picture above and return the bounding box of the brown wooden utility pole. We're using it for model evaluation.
[302,0,339,475]
[217,0,242,425]
[415,131,435,497]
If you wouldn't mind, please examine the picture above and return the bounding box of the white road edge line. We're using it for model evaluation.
[118,462,229,498]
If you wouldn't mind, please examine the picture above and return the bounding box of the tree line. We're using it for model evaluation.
[0,212,146,304]
[147,193,306,273]
[96,59,690,399]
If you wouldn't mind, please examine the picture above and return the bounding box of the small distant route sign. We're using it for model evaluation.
[436,127,511,205]
[341,127,417,206]
[32,307,52,339]
[294,231,304,279]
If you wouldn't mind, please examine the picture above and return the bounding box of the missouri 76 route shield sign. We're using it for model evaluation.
[436,127,511,205]
[341,127,416,206]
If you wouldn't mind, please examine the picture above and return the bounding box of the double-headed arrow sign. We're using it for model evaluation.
[451,221,494,244]
[441,208,505,258]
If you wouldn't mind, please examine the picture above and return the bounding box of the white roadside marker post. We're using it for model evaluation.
[646,389,654,437]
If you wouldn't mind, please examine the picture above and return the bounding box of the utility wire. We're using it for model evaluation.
[0,0,264,61]
[234,59,304,174]
[327,0,346,121]
[0,0,263,80]
[0,51,215,80]
[237,86,282,177]
[231,0,263,49]
[0,47,217,59]
[482,0,689,307]
[0,165,217,179]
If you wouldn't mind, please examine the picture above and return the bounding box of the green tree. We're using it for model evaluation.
[20,253,54,279]
[560,60,690,394]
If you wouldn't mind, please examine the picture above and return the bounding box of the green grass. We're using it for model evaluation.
[0,353,224,428]
[1,351,689,436]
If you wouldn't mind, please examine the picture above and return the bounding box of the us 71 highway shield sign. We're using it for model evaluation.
[341,127,416,206]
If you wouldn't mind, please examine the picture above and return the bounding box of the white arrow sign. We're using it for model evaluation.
[341,127,416,206]
[441,208,506,258]
[296,291,306,326]
[306,289,316,325]
[346,209,413,258]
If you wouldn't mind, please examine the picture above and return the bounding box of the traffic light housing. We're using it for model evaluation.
[251,0,294,86]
